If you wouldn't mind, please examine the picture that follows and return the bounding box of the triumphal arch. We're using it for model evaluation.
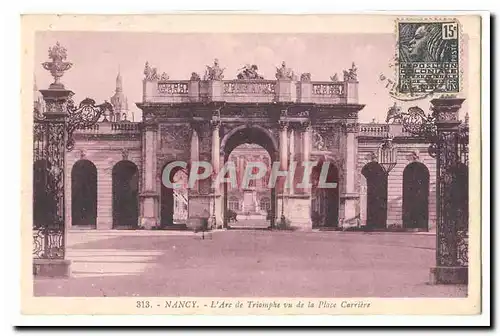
[136,60,364,230]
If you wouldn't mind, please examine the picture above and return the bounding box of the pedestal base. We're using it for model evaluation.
[286,195,312,231]
[139,216,157,229]
[430,266,468,285]
[33,259,71,278]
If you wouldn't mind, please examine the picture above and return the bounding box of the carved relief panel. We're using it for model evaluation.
[158,124,192,162]
[311,124,343,153]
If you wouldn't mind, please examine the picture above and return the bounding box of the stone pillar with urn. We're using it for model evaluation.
[33,42,112,277]
[429,97,469,285]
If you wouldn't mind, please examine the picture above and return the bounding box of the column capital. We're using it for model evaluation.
[278,120,289,131]
[298,120,312,132]
[210,118,221,130]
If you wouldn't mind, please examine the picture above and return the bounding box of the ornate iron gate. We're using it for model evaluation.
[33,110,66,259]
[33,42,113,267]
[401,99,469,278]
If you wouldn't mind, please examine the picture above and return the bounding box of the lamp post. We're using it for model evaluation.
[33,42,113,277]
[378,134,398,175]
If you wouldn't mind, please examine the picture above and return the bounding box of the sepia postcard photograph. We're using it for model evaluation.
[16,11,488,324]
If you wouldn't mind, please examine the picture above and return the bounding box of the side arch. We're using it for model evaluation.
[112,160,139,229]
[361,161,388,229]
[402,161,430,230]
[71,159,98,228]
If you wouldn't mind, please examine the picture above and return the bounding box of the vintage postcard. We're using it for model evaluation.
[20,13,485,321]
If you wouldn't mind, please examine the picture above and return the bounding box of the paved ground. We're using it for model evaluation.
[34,230,467,297]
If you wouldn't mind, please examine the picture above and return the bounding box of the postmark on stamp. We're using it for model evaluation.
[396,20,460,97]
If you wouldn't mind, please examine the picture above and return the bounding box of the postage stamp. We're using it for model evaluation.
[396,19,461,96]
[16,13,486,325]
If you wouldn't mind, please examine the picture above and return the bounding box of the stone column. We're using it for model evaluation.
[210,118,221,227]
[302,121,312,194]
[279,121,289,171]
[211,119,221,190]
[276,120,289,220]
[190,128,199,191]
[139,122,159,229]
[279,120,289,185]
[429,97,468,285]
[288,128,295,195]
[342,122,360,227]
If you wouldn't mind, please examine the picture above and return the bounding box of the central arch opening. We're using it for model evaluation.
[221,126,278,229]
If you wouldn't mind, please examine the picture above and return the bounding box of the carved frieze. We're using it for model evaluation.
[312,129,326,151]
[197,123,212,161]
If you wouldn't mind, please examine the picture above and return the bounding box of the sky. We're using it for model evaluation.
[34,31,469,123]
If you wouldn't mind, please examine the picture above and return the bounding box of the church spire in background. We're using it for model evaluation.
[110,68,129,122]
[116,65,123,93]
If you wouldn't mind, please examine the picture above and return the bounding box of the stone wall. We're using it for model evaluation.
[65,137,142,230]
[357,139,437,231]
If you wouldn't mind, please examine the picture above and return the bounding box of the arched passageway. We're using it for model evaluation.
[112,160,139,229]
[221,126,278,229]
[71,160,98,228]
[402,162,430,230]
[361,162,388,229]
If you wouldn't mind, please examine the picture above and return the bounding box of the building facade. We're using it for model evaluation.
[41,60,456,232]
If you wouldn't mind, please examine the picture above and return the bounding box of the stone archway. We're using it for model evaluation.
[403,162,430,230]
[361,161,388,229]
[220,125,278,228]
[112,160,139,229]
[71,159,98,228]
